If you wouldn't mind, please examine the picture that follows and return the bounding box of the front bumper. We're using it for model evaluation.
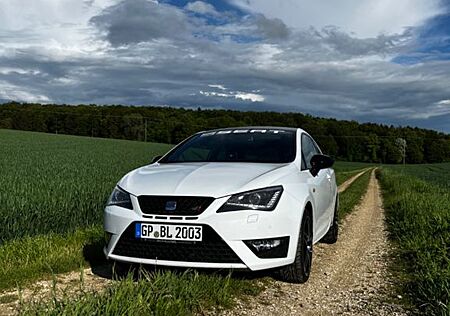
[104,193,302,271]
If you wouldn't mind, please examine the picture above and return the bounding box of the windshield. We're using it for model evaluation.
[160,129,296,163]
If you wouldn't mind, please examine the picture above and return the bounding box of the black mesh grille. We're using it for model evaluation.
[138,196,215,216]
[112,222,243,264]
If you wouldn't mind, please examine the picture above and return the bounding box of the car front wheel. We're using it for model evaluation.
[276,208,313,283]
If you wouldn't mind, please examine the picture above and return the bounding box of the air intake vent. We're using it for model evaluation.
[113,222,242,264]
[138,196,214,216]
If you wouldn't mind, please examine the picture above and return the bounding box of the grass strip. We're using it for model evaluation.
[377,168,450,316]
[333,161,375,173]
[19,269,263,316]
[338,169,371,219]
[0,226,104,291]
[336,169,366,186]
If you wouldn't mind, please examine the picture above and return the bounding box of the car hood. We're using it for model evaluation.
[118,162,295,197]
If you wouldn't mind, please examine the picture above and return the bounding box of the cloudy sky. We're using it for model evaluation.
[1,0,450,132]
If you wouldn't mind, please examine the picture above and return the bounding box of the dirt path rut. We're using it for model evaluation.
[338,168,371,194]
[223,170,406,316]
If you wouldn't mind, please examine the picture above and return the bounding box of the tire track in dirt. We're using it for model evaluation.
[222,170,407,316]
[338,168,371,194]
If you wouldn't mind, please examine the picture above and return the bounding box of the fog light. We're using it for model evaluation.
[244,236,289,258]
[251,239,281,251]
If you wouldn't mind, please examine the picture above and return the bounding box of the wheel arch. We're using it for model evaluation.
[304,200,313,215]
[302,197,315,224]
[302,198,315,237]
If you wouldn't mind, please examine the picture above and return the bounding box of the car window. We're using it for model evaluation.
[179,146,210,161]
[160,129,296,164]
[301,153,307,170]
[301,134,319,170]
[312,140,322,154]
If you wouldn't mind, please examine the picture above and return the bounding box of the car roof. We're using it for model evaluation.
[198,126,305,134]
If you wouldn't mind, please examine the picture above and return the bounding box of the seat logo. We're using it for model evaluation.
[165,201,177,211]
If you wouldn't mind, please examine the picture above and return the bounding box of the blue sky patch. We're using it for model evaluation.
[161,0,246,16]
[393,13,450,64]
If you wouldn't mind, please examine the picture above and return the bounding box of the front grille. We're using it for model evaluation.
[138,196,215,216]
[112,222,243,264]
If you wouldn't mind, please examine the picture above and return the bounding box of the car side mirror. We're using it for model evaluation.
[310,154,334,177]
[151,155,162,164]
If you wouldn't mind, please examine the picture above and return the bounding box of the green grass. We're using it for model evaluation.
[19,270,264,316]
[0,293,18,304]
[377,166,450,316]
[0,227,103,290]
[333,161,374,186]
[0,129,170,290]
[335,169,363,186]
[338,170,371,219]
[0,129,172,241]
[386,163,450,188]
[333,161,375,173]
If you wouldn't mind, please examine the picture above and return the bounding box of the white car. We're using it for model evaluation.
[104,127,338,283]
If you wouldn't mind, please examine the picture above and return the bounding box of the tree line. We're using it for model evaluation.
[1,102,449,164]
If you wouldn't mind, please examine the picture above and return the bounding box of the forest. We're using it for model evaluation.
[1,102,449,163]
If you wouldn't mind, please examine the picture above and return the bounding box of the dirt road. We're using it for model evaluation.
[337,169,371,194]
[1,170,406,315]
[222,170,407,316]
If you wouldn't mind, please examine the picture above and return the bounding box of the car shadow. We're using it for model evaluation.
[82,240,277,282]
[82,238,127,280]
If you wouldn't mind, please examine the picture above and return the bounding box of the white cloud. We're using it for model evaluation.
[228,0,443,38]
[0,67,40,75]
[0,0,117,52]
[200,91,229,98]
[50,77,80,85]
[408,99,450,119]
[234,92,265,102]
[208,84,227,90]
[437,99,450,106]
[184,1,219,16]
[200,89,265,102]
[0,82,51,103]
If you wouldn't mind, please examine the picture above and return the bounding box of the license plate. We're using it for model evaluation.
[135,223,202,241]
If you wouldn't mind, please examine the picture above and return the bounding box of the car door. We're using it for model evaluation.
[311,139,334,223]
[301,134,330,238]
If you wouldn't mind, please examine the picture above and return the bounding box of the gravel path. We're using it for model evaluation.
[0,268,111,316]
[221,170,407,316]
[338,168,371,193]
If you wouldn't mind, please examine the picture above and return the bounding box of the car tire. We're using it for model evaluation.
[276,208,313,283]
[320,195,339,244]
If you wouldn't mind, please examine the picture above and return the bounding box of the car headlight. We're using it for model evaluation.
[106,186,133,210]
[217,186,283,212]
